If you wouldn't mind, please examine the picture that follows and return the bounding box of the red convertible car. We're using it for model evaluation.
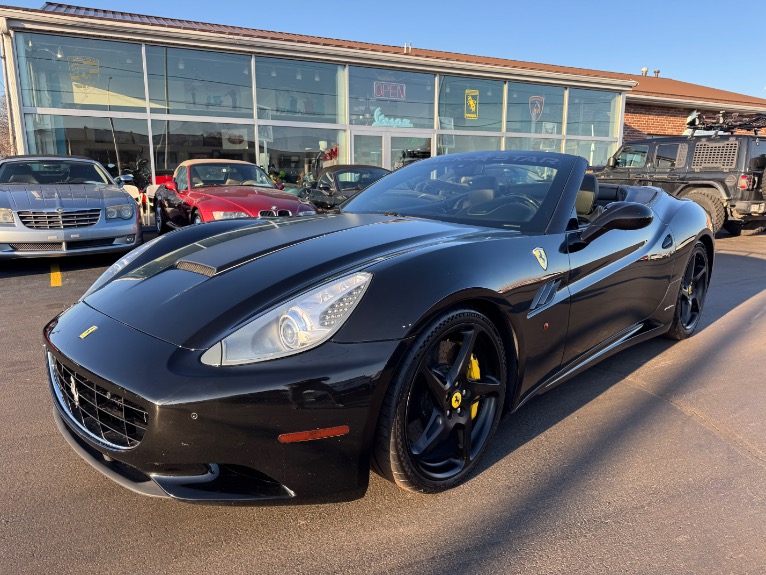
[154,160,316,233]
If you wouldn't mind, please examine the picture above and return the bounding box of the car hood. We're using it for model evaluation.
[83,213,499,349]
[0,184,128,210]
[193,185,300,202]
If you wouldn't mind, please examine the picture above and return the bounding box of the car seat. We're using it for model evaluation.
[575,174,603,225]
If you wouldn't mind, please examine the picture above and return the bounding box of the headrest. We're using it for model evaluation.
[575,190,595,215]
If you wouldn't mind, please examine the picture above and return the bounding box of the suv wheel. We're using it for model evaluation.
[684,188,725,233]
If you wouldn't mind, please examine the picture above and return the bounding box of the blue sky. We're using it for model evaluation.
[5,0,765,99]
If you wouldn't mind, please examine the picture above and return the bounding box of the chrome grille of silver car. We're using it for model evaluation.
[49,353,148,449]
[18,208,101,229]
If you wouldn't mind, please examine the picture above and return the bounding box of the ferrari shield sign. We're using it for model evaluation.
[464,89,479,120]
[529,96,544,123]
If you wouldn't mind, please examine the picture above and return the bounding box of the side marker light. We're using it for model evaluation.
[278,425,350,443]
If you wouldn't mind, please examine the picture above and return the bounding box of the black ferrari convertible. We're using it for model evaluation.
[44,151,713,503]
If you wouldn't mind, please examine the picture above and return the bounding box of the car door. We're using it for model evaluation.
[165,166,189,226]
[561,210,675,366]
[647,142,689,196]
[602,143,652,186]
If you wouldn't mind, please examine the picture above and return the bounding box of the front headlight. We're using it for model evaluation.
[201,271,372,366]
[212,211,249,220]
[0,208,14,225]
[106,203,134,220]
[298,210,317,216]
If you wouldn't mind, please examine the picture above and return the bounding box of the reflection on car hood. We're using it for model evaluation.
[83,213,501,349]
[0,184,128,210]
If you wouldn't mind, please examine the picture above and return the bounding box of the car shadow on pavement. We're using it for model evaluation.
[412,249,766,573]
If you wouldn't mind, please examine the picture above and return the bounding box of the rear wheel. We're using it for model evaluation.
[373,309,507,493]
[683,188,725,233]
[665,242,709,340]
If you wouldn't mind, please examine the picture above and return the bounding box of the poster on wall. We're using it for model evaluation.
[222,128,248,150]
[68,56,99,94]
[464,89,479,120]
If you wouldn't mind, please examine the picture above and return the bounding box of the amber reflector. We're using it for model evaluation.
[278,425,350,443]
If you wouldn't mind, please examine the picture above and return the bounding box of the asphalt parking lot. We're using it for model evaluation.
[2,231,766,575]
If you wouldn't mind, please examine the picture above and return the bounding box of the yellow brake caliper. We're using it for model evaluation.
[467,354,481,420]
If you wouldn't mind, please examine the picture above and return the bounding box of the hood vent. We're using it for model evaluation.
[175,260,217,277]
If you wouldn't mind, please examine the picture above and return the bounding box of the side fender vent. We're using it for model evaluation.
[529,278,562,314]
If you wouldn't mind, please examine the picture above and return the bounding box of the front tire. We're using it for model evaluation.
[373,309,507,493]
[192,210,204,225]
[665,242,709,340]
[155,201,169,234]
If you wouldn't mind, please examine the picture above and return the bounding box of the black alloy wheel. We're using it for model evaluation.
[374,309,507,493]
[666,241,709,340]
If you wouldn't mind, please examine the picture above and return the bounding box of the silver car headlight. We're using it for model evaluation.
[106,203,134,220]
[201,271,372,366]
[212,211,249,220]
[298,210,317,216]
[0,208,14,225]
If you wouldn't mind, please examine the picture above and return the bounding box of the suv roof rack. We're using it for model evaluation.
[687,111,766,137]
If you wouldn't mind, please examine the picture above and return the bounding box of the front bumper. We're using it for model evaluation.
[0,218,142,259]
[44,303,401,504]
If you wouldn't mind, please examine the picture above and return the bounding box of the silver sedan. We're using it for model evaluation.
[0,156,142,259]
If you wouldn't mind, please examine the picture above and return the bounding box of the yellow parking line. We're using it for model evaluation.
[50,263,62,287]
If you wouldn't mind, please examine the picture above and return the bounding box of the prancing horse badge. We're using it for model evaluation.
[532,248,548,270]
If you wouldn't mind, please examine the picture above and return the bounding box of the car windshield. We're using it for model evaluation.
[343,152,574,232]
[188,163,275,188]
[336,168,390,191]
[0,160,111,185]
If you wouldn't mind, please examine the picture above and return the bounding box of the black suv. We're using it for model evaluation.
[594,134,766,235]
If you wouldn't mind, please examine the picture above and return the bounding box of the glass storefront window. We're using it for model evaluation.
[151,120,256,173]
[438,76,502,132]
[564,139,617,167]
[506,136,562,153]
[259,126,346,187]
[566,88,620,138]
[507,82,564,135]
[438,135,502,155]
[24,114,151,177]
[16,33,145,113]
[146,46,253,118]
[255,57,344,124]
[349,67,433,130]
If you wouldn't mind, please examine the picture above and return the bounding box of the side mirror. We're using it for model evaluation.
[114,176,124,188]
[579,202,653,244]
[607,156,617,168]
[165,181,178,193]
[318,183,331,192]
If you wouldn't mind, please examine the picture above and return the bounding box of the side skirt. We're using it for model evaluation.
[513,321,669,412]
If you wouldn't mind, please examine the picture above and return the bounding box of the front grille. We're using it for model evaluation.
[10,242,63,251]
[258,209,292,218]
[18,209,101,229]
[49,354,148,449]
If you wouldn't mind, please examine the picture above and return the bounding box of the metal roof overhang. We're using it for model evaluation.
[626,94,766,114]
[0,7,637,92]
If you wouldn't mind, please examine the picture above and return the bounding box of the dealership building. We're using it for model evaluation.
[1,2,766,184]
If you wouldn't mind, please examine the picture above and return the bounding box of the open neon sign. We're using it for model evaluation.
[374,81,406,100]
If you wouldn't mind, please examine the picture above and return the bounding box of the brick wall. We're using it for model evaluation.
[623,103,691,140]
